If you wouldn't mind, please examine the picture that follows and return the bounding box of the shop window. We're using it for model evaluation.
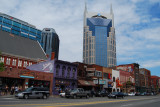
[0,56,4,63]
[23,61,28,67]
[67,67,71,78]
[12,59,17,66]
[56,65,60,76]
[6,58,11,65]
[18,60,22,67]
[62,66,66,77]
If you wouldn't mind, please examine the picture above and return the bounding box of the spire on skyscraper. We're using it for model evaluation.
[110,3,113,14]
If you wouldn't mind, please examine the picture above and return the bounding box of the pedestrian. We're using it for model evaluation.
[4,86,8,95]
[10,86,15,95]
[15,86,18,94]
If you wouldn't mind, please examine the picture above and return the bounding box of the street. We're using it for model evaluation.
[0,95,160,107]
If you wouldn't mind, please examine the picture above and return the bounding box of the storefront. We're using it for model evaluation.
[0,67,53,94]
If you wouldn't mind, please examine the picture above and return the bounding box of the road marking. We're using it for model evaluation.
[121,104,133,107]
[0,97,159,107]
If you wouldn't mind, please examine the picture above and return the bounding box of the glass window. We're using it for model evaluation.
[56,65,60,76]
[21,24,29,30]
[29,62,32,66]
[3,18,12,24]
[6,58,11,65]
[12,59,17,66]
[72,68,76,78]
[67,67,71,78]
[0,56,4,63]
[23,61,28,67]
[18,60,22,67]
[12,21,21,27]
[62,66,66,77]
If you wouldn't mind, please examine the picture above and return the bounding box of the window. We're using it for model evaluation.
[67,67,71,78]
[23,61,28,67]
[72,68,76,78]
[12,59,17,66]
[6,58,11,65]
[0,56,4,63]
[56,65,60,76]
[18,60,22,67]
[29,62,32,66]
[113,77,115,82]
[62,66,66,77]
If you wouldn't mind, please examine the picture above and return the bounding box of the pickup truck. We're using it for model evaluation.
[65,88,90,99]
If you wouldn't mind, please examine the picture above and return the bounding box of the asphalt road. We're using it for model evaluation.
[0,95,160,107]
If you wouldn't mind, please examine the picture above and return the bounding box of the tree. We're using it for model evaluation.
[0,51,5,72]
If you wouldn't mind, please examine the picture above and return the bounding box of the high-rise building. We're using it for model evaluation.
[83,4,116,67]
[41,28,60,59]
[0,12,42,43]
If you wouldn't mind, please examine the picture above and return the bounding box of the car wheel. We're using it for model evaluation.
[73,95,77,99]
[42,94,47,99]
[86,95,89,99]
[24,94,29,99]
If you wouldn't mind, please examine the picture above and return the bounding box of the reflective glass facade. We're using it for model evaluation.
[83,7,116,67]
[86,18,112,67]
[41,28,59,59]
[0,15,41,43]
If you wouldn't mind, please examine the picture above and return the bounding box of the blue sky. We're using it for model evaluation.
[0,0,159,76]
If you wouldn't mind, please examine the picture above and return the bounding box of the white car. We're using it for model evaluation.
[128,92,135,96]
[59,92,65,97]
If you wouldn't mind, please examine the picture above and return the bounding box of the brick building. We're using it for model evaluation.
[116,63,140,92]
[0,30,54,94]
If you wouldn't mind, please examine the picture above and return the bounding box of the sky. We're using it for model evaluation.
[0,0,160,76]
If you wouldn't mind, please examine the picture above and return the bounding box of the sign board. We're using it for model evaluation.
[87,73,94,77]
[93,79,106,85]
[86,68,95,71]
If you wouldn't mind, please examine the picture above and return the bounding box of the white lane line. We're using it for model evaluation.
[121,104,133,107]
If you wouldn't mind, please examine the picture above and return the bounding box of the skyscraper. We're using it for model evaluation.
[83,4,116,67]
[41,28,60,59]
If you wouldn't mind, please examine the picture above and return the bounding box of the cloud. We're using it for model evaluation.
[0,0,160,75]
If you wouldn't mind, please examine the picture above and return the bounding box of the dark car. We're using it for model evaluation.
[108,92,125,99]
[65,88,90,99]
[95,91,108,97]
[135,92,140,96]
[15,87,50,99]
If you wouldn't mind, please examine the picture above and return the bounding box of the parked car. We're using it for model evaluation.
[95,91,108,97]
[108,92,125,99]
[135,92,140,96]
[128,92,135,96]
[59,91,65,97]
[65,88,90,99]
[123,93,128,96]
[15,87,50,99]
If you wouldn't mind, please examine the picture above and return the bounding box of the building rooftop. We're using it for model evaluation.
[0,30,47,60]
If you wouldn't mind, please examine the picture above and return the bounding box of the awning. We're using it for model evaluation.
[78,80,96,87]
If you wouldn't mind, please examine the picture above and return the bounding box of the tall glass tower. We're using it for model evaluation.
[41,28,59,59]
[83,4,116,67]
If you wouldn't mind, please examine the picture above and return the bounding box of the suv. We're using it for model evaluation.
[65,88,90,99]
[15,87,50,99]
